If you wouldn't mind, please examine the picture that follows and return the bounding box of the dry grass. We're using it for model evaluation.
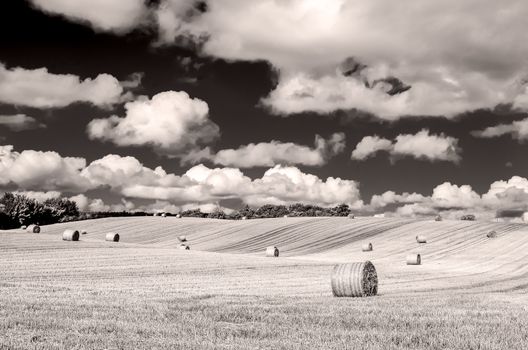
[1,217,528,349]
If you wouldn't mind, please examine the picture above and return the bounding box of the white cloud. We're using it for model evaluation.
[351,135,392,160]
[0,145,91,192]
[0,63,130,108]
[28,0,148,33]
[13,190,61,202]
[69,194,135,212]
[150,0,528,119]
[431,182,480,209]
[392,130,461,162]
[369,190,426,209]
[0,114,45,131]
[472,118,528,141]
[87,91,219,153]
[351,130,460,162]
[183,133,345,167]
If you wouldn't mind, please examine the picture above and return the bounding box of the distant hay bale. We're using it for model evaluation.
[416,235,427,243]
[26,224,40,233]
[176,214,182,218]
[348,214,355,219]
[406,254,421,265]
[265,246,279,257]
[331,261,378,297]
[80,230,88,235]
[283,215,289,218]
[486,230,497,238]
[241,216,247,220]
[21,225,27,230]
[62,229,79,241]
[179,244,190,250]
[105,232,120,242]
[178,235,187,242]
[435,215,442,221]
[362,243,373,252]
[161,213,167,217]
[153,212,159,216]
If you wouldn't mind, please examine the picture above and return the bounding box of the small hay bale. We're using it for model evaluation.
[179,244,190,250]
[406,254,421,265]
[348,214,355,219]
[153,212,159,216]
[487,230,497,238]
[435,215,442,221]
[62,229,79,241]
[331,261,378,297]
[362,243,373,252]
[241,216,247,220]
[21,225,27,230]
[80,230,88,235]
[26,224,40,233]
[178,235,187,242]
[105,232,120,242]
[176,214,182,219]
[416,235,427,244]
[161,213,167,217]
[283,215,289,218]
[265,246,279,257]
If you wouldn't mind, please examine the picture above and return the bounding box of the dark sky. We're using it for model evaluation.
[1,1,527,213]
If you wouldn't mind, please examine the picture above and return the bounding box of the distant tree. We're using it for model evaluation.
[460,214,476,221]
[331,204,351,217]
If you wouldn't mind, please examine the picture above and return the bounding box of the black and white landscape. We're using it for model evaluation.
[1,1,528,349]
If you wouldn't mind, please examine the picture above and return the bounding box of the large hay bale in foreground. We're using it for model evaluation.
[179,244,190,250]
[331,261,378,297]
[178,235,187,242]
[62,229,79,241]
[265,246,279,257]
[105,232,120,242]
[416,235,427,243]
[406,254,421,265]
[26,224,40,233]
[362,243,373,252]
[486,230,497,238]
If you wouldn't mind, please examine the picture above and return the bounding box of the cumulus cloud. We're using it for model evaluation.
[471,118,528,141]
[183,133,345,167]
[351,135,392,160]
[13,190,61,202]
[0,145,91,192]
[0,114,45,131]
[0,63,131,108]
[369,191,426,210]
[69,194,135,212]
[28,0,148,33]
[150,0,528,119]
[87,91,219,153]
[351,130,461,162]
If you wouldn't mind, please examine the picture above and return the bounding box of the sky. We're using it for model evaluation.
[1,0,528,220]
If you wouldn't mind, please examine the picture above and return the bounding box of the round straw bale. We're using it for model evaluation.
[179,244,190,250]
[348,214,355,219]
[362,243,373,252]
[153,212,159,216]
[21,225,27,230]
[176,214,182,218]
[178,235,187,242]
[283,215,289,218]
[486,230,497,238]
[331,261,378,297]
[26,224,40,233]
[105,232,119,242]
[265,246,279,257]
[435,215,442,221]
[241,216,247,220]
[62,229,79,241]
[406,254,421,265]
[161,213,167,217]
[416,235,427,243]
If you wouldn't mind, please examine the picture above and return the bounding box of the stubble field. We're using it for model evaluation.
[1,216,528,349]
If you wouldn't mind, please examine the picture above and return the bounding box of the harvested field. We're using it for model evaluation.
[1,216,528,349]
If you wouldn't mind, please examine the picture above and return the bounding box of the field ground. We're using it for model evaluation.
[1,217,528,349]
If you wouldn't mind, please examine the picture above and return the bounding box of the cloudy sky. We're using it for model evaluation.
[2,0,528,220]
